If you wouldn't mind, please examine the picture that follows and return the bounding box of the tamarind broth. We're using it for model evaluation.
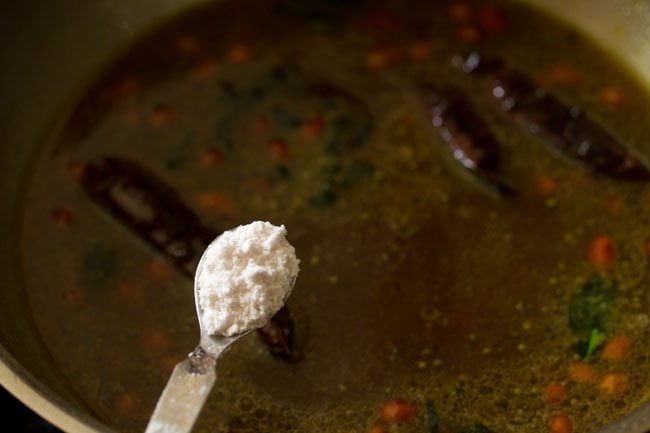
[17,0,650,432]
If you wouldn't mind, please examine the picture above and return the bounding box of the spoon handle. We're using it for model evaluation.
[144,348,217,433]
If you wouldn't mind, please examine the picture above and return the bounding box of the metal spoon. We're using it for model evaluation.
[144,239,294,433]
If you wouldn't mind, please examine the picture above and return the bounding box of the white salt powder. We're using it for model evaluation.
[196,221,300,337]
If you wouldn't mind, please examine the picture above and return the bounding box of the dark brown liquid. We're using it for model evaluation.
[17,1,650,432]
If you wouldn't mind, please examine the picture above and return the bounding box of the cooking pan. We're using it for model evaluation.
[0,0,648,432]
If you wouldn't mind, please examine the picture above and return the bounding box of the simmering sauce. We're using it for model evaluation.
[17,0,650,432]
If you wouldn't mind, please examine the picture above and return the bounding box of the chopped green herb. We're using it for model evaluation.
[584,328,608,359]
[568,275,617,358]
[309,160,373,208]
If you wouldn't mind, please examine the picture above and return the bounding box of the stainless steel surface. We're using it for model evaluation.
[144,348,217,433]
[515,0,650,89]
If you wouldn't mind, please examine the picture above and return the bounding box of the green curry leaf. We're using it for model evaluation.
[568,275,617,358]
[584,328,608,359]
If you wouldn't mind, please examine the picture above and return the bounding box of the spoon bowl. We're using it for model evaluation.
[144,226,297,433]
